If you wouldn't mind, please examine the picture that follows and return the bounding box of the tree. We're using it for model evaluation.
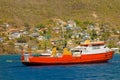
[36,23,45,29]
[17,36,27,43]
[24,22,30,31]
[74,19,83,26]
[101,31,110,41]
[90,30,97,40]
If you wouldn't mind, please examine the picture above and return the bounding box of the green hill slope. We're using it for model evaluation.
[0,0,120,27]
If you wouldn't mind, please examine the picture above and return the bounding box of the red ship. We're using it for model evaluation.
[21,41,114,66]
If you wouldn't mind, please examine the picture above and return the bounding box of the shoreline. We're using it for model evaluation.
[0,53,21,55]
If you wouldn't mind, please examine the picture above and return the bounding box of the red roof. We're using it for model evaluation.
[80,41,105,46]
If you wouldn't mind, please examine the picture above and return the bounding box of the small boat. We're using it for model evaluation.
[111,48,120,54]
[21,40,114,66]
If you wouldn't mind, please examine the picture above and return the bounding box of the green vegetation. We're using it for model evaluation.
[0,0,120,54]
[35,23,45,29]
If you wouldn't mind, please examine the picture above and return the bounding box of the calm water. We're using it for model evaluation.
[0,54,120,80]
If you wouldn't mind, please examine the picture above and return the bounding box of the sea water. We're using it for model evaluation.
[0,54,120,80]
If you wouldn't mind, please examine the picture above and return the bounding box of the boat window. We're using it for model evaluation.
[92,46,100,49]
[104,46,106,48]
[71,50,80,52]
[92,44,103,46]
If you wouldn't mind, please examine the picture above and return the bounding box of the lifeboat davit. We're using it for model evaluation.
[21,41,114,66]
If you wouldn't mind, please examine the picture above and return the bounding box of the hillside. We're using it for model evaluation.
[0,0,120,27]
[0,0,120,54]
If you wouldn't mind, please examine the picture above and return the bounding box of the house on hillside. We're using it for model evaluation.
[0,37,3,42]
[15,43,28,47]
[9,33,21,39]
[53,27,60,33]
[1,23,10,28]
[66,20,76,29]
[117,41,120,46]
[22,31,29,35]
[67,40,73,45]
[30,32,39,37]
[94,27,101,35]
[87,25,94,30]
[37,36,45,40]
[53,18,66,26]
[8,29,21,39]
[38,28,48,32]
[19,30,29,35]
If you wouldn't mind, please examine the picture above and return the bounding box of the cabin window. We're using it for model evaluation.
[104,46,106,48]
[92,46,100,49]
[71,50,80,53]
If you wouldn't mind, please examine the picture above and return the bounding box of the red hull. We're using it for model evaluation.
[21,51,114,66]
